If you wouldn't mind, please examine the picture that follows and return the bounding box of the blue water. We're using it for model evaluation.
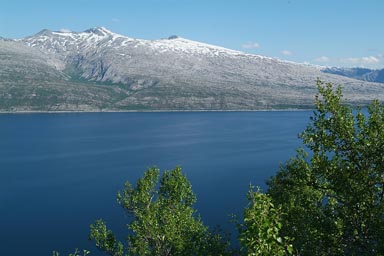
[0,111,310,255]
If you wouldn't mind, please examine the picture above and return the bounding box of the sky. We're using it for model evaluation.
[1,0,383,69]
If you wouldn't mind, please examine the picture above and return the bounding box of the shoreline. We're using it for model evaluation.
[0,108,314,114]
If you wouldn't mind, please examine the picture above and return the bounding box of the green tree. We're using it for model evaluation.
[238,186,294,256]
[89,166,231,256]
[268,80,384,255]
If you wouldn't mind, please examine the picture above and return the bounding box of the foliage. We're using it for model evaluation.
[238,186,293,256]
[89,166,231,256]
[268,80,384,255]
[52,249,90,256]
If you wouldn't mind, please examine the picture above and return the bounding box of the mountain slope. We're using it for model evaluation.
[1,27,384,111]
[0,39,127,111]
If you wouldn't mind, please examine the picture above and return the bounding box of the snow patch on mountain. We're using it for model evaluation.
[20,27,279,60]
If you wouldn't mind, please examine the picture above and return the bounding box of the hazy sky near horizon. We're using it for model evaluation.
[1,0,383,69]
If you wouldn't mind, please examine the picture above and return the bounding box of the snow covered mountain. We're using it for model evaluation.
[22,27,243,58]
[1,27,384,111]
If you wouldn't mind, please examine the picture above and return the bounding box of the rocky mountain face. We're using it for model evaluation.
[322,67,384,84]
[1,27,384,111]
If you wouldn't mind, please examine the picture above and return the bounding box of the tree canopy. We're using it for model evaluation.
[89,166,231,256]
[268,80,384,255]
[238,186,293,256]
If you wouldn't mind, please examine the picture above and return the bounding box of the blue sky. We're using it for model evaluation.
[1,0,383,68]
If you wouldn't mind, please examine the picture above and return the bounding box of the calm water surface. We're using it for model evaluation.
[0,111,310,255]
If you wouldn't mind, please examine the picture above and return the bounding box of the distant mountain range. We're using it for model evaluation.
[322,67,384,83]
[1,27,384,112]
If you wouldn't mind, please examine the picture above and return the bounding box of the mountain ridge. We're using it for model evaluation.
[1,27,384,112]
